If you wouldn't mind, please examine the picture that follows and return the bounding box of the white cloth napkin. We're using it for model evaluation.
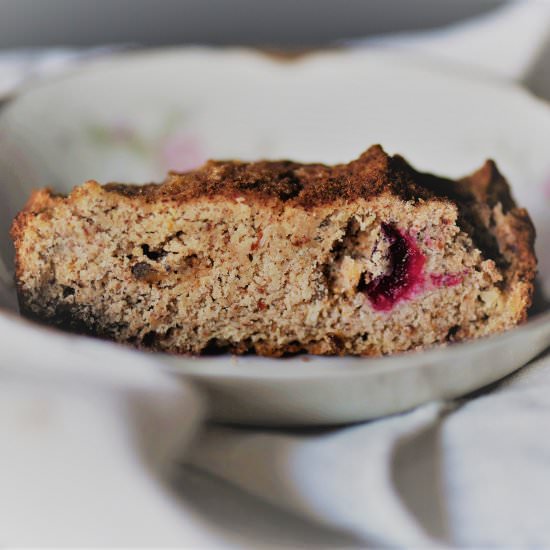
[1,1,550,547]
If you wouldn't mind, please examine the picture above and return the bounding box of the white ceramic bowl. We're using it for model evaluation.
[0,48,549,425]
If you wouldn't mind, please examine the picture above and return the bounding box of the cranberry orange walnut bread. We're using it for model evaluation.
[11,145,536,356]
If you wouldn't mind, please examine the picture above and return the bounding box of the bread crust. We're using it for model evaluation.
[11,146,537,356]
[103,145,436,207]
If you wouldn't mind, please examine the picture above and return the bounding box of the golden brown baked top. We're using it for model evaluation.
[104,145,440,208]
[101,145,528,217]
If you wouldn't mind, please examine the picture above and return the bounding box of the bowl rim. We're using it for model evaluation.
[1,44,549,114]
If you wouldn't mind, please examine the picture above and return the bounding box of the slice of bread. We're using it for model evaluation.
[11,145,536,356]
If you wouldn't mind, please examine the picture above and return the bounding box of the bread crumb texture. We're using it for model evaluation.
[11,145,536,356]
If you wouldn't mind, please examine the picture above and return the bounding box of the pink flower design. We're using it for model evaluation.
[86,119,144,154]
[159,134,206,172]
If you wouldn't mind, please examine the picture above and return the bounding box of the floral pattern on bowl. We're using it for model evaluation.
[85,111,207,173]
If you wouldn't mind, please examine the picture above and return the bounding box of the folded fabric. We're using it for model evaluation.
[188,352,550,546]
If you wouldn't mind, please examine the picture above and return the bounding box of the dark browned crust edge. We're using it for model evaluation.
[15,288,343,357]
[461,160,537,322]
[102,145,437,208]
[396,155,537,322]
